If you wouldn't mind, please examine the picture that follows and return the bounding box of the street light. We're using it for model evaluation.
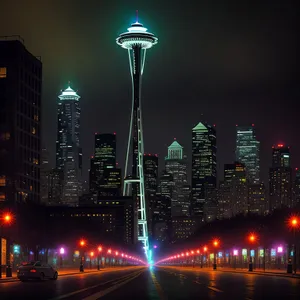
[248,233,258,272]
[288,216,299,274]
[97,246,102,270]
[212,239,220,270]
[0,212,14,278]
[79,239,86,272]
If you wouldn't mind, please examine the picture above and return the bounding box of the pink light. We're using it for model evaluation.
[233,249,238,256]
[277,246,283,253]
[59,247,65,255]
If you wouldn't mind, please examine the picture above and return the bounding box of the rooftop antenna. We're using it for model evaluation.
[136,10,139,23]
[68,80,71,88]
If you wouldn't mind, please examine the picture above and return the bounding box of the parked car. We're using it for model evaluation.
[17,261,58,281]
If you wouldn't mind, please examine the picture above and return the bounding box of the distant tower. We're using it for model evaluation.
[165,140,189,217]
[56,86,82,206]
[116,13,158,254]
[235,125,260,184]
[191,122,217,220]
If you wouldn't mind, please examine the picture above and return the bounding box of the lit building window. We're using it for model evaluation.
[0,192,5,201]
[0,67,7,78]
[0,176,6,186]
[32,127,36,135]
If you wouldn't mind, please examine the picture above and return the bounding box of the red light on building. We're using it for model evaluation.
[277,144,284,148]
[114,132,116,135]
[252,123,255,126]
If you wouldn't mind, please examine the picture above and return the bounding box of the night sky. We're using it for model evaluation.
[1,0,299,184]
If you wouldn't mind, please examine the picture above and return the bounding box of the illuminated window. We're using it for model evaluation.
[34,115,39,121]
[0,176,6,186]
[33,158,39,165]
[32,127,36,135]
[0,67,7,78]
[0,193,5,201]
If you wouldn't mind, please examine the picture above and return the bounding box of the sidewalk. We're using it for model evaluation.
[0,266,140,283]
[161,266,300,279]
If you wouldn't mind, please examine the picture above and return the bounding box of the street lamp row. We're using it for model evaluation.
[157,216,299,274]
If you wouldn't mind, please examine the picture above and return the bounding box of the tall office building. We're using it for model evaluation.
[248,183,266,215]
[224,162,247,216]
[143,154,158,237]
[269,144,292,210]
[191,122,217,220]
[56,86,82,206]
[293,168,300,206]
[41,147,50,204]
[0,37,42,203]
[235,125,260,184]
[89,133,121,196]
[153,171,172,243]
[165,140,189,216]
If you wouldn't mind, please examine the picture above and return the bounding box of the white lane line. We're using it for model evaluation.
[208,286,223,293]
[49,271,142,300]
[82,270,143,300]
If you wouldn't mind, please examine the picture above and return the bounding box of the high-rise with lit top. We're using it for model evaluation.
[116,14,158,255]
[56,86,82,206]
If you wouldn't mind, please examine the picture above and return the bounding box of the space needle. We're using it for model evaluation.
[116,12,158,257]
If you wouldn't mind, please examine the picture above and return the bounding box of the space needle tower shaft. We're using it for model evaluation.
[116,12,158,255]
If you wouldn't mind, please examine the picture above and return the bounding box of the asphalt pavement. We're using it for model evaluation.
[0,265,299,299]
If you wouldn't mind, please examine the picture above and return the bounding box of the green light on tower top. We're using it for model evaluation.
[58,85,81,101]
[116,12,158,50]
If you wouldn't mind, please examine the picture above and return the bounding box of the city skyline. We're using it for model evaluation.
[0,1,298,186]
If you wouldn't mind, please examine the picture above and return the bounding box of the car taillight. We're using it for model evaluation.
[30,269,36,273]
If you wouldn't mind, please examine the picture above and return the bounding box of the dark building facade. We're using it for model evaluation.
[0,38,42,204]
[191,122,217,220]
[143,154,158,238]
[235,125,260,184]
[89,133,119,196]
[269,144,292,210]
[47,196,135,245]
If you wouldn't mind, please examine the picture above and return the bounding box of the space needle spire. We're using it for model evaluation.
[116,14,158,257]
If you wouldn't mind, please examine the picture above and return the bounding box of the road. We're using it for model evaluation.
[0,266,299,299]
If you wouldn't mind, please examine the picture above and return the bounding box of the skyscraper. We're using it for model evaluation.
[191,122,217,220]
[236,125,260,184]
[165,140,189,216]
[0,37,42,203]
[269,144,292,210]
[143,154,158,237]
[117,16,158,253]
[89,133,120,196]
[56,86,82,206]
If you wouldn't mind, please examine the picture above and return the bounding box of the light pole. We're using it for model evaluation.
[90,251,94,269]
[288,216,299,274]
[79,239,86,272]
[248,233,257,272]
[212,239,220,270]
[59,247,65,268]
[0,213,13,278]
[97,246,102,270]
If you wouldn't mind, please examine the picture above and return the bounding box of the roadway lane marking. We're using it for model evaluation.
[82,270,143,300]
[150,271,166,300]
[208,286,223,293]
[49,270,143,300]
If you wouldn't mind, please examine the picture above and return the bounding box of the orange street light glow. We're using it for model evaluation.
[248,233,257,243]
[90,251,94,257]
[3,213,12,223]
[79,240,86,247]
[290,217,298,227]
[213,239,219,247]
[203,246,207,252]
[98,246,102,252]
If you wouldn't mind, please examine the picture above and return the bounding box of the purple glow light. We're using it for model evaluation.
[233,249,238,256]
[153,245,157,249]
[60,247,65,255]
[277,246,283,253]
